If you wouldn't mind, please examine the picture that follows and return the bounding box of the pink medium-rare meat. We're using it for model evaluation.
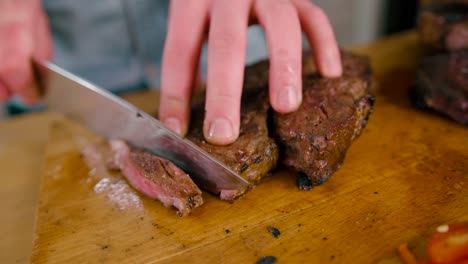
[109,140,203,216]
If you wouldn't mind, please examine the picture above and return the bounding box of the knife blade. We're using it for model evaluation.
[33,59,249,193]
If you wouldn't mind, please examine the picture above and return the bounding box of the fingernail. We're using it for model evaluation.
[208,118,234,143]
[163,117,182,135]
[276,85,299,112]
[324,52,342,77]
[326,62,342,77]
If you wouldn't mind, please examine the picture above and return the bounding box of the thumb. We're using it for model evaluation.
[0,22,36,104]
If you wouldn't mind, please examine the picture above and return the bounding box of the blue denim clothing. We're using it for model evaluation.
[42,0,269,92]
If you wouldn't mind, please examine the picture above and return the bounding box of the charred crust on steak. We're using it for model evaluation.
[296,172,313,190]
[253,156,263,163]
[239,163,249,172]
[308,137,328,151]
[368,95,376,106]
[410,85,430,109]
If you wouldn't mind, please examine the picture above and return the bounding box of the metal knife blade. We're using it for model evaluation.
[34,59,249,193]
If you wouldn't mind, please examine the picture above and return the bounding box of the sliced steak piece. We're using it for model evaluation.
[186,89,279,200]
[108,140,203,216]
[273,77,373,186]
[418,3,468,51]
[411,51,468,124]
[272,55,374,186]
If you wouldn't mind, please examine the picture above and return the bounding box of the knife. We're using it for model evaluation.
[33,59,249,193]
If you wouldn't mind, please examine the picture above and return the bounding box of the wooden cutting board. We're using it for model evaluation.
[30,32,468,263]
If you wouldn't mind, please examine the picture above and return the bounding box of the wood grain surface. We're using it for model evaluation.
[1,31,467,263]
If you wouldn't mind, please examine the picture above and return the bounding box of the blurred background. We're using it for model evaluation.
[315,0,418,45]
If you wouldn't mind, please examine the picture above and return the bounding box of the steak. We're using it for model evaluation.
[418,3,468,51]
[186,89,279,200]
[82,50,372,208]
[411,51,468,124]
[189,50,373,191]
[83,140,203,216]
[271,52,374,186]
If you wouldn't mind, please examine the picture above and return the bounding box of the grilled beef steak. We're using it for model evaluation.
[411,51,468,124]
[418,3,468,51]
[82,140,203,216]
[82,50,372,209]
[186,89,279,200]
[273,77,373,186]
[272,52,374,186]
[188,50,372,191]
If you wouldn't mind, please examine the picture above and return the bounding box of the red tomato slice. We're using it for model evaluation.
[428,223,468,264]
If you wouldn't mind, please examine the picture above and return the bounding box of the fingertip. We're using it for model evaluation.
[203,117,238,145]
[321,62,342,78]
[158,96,190,137]
[271,85,302,113]
[162,117,184,136]
[319,50,343,78]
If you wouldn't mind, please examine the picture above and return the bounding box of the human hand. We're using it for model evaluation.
[159,0,341,145]
[0,0,52,104]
